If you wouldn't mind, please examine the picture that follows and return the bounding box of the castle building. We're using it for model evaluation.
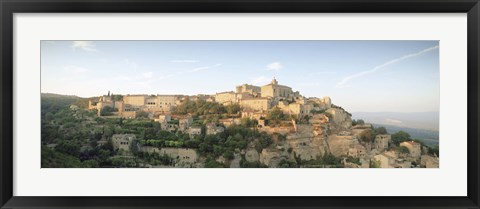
[89,93,179,118]
[260,78,294,99]
[124,94,176,112]
[236,84,261,96]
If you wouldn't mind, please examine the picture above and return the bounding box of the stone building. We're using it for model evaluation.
[218,118,241,127]
[123,94,147,106]
[112,134,136,152]
[214,91,238,105]
[206,123,225,135]
[160,123,178,133]
[236,84,261,96]
[155,114,171,123]
[187,126,202,138]
[88,93,125,116]
[260,78,294,99]
[318,96,332,109]
[400,141,422,160]
[421,155,439,168]
[278,101,313,118]
[348,144,367,158]
[373,154,394,168]
[240,97,271,111]
[374,134,391,152]
[141,147,198,164]
[178,116,193,131]
[241,110,268,120]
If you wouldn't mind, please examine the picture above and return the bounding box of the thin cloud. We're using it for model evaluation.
[171,60,199,63]
[336,45,439,88]
[189,63,222,72]
[72,41,97,52]
[310,71,338,76]
[251,76,270,85]
[64,65,88,74]
[386,118,403,124]
[266,62,283,71]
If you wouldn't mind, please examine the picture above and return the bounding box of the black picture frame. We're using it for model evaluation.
[1,0,479,208]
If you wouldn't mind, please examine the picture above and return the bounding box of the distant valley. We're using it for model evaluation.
[352,112,439,146]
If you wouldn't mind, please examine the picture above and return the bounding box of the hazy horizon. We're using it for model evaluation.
[41,40,439,112]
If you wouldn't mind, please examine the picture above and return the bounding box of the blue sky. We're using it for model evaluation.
[41,40,439,112]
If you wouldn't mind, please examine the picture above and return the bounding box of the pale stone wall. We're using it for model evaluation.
[155,114,172,123]
[236,84,261,95]
[421,155,439,168]
[141,147,198,164]
[123,95,147,106]
[115,101,124,112]
[373,154,393,168]
[261,84,293,98]
[347,144,367,158]
[400,141,422,160]
[145,97,157,107]
[219,118,241,127]
[258,126,293,135]
[240,98,271,111]
[259,79,294,98]
[112,134,136,152]
[88,100,98,110]
[188,127,202,138]
[322,96,332,109]
[179,117,193,131]
[279,102,313,117]
[215,91,238,105]
[374,134,391,152]
[119,111,136,119]
[160,123,178,132]
[241,110,267,120]
[156,95,176,107]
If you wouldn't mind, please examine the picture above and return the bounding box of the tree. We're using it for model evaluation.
[398,146,410,154]
[100,106,116,116]
[136,111,149,118]
[224,150,234,160]
[374,126,388,135]
[358,129,374,143]
[204,158,225,168]
[225,104,241,115]
[266,107,287,126]
[352,119,365,126]
[370,159,381,168]
[391,131,411,145]
[55,140,80,157]
[428,145,440,157]
[240,117,257,128]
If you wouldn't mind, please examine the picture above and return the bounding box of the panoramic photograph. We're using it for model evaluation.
[41,40,439,168]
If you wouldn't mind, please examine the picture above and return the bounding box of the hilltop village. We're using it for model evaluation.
[42,78,439,168]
